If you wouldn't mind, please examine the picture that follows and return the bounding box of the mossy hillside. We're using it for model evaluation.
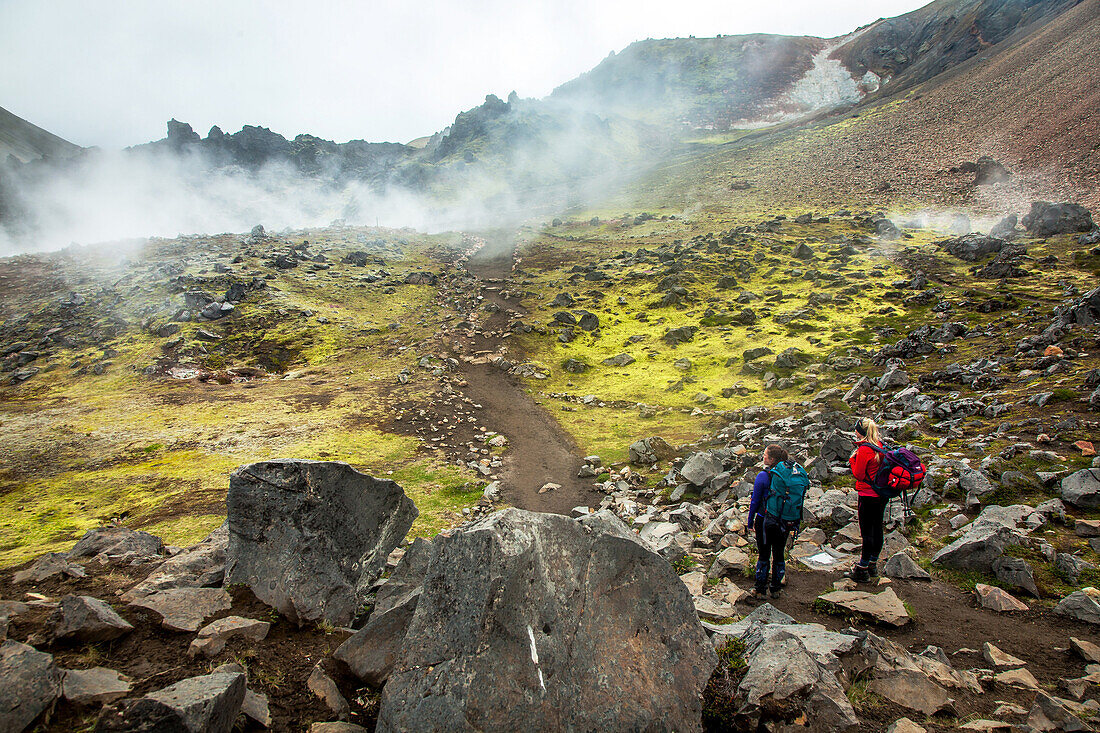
[0,450,237,565]
[0,227,484,566]
[510,205,1100,474]
[515,217,912,410]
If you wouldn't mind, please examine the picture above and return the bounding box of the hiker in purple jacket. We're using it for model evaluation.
[746,444,792,599]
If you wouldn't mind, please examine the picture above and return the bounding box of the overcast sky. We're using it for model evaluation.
[1,0,927,149]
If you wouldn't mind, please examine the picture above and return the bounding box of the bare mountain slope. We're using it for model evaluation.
[551,34,826,129]
[625,0,1100,214]
[0,105,82,163]
[832,0,1083,97]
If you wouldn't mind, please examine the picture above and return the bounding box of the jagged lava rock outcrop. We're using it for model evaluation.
[225,459,417,626]
[373,508,717,732]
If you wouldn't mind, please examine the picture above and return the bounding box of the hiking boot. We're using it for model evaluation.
[846,564,871,583]
[769,587,782,599]
[752,586,767,599]
[867,562,879,580]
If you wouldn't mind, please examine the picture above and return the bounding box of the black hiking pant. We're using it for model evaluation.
[754,517,789,593]
[857,495,888,567]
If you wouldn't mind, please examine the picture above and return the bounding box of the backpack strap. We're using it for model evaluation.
[857,442,886,486]
[766,463,788,520]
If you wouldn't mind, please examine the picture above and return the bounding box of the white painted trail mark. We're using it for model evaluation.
[527,624,546,692]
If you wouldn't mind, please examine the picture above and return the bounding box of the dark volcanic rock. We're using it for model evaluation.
[992,556,1040,598]
[404,271,437,286]
[96,671,245,733]
[989,214,1018,239]
[663,325,697,346]
[602,353,635,367]
[1022,201,1094,236]
[1061,468,1100,509]
[122,523,228,602]
[166,119,200,149]
[48,595,133,644]
[335,538,433,685]
[375,509,716,732]
[0,640,63,733]
[973,244,1027,279]
[576,311,599,331]
[225,460,418,626]
[875,219,900,239]
[13,552,86,583]
[938,233,1005,262]
[68,525,165,563]
[973,155,1011,185]
[563,358,588,373]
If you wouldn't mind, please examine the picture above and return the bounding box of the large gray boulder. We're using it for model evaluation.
[1022,201,1094,236]
[680,452,724,487]
[737,627,860,732]
[628,436,675,466]
[225,460,418,626]
[376,508,716,732]
[12,553,86,584]
[932,526,1020,572]
[820,431,854,463]
[95,671,245,733]
[1054,591,1100,625]
[959,468,996,507]
[883,553,931,580]
[932,505,1036,572]
[68,526,164,563]
[1061,468,1100,509]
[0,640,63,732]
[992,556,1039,598]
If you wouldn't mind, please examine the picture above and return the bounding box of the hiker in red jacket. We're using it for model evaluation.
[848,417,886,583]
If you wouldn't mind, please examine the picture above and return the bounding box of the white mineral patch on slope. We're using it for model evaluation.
[785,46,862,110]
[733,26,881,129]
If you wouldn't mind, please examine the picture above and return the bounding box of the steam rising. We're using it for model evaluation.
[0,96,659,257]
[0,150,470,256]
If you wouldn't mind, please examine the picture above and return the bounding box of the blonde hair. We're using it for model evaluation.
[855,417,881,445]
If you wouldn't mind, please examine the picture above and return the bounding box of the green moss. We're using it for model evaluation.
[702,639,748,729]
[0,449,239,566]
[0,229,476,567]
[672,556,698,574]
[393,461,485,537]
[846,676,886,712]
[141,514,226,548]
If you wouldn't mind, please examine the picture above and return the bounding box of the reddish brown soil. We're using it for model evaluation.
[698,0,1100,214]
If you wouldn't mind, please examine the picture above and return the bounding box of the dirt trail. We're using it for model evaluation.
[454,233,600,515]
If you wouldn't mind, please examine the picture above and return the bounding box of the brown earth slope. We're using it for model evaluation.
[0,105,82,163]
[631,0,1100,216]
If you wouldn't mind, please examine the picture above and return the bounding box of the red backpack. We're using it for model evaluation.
[861,442,926,501]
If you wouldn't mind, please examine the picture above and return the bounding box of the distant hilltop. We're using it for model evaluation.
[0,105,82,164]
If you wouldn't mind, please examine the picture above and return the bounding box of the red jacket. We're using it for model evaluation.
[850,441,882,497]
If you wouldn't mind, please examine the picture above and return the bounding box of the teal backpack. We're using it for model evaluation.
[764,461,810,525]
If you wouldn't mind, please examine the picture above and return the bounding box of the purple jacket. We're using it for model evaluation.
[747,469,771,530]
